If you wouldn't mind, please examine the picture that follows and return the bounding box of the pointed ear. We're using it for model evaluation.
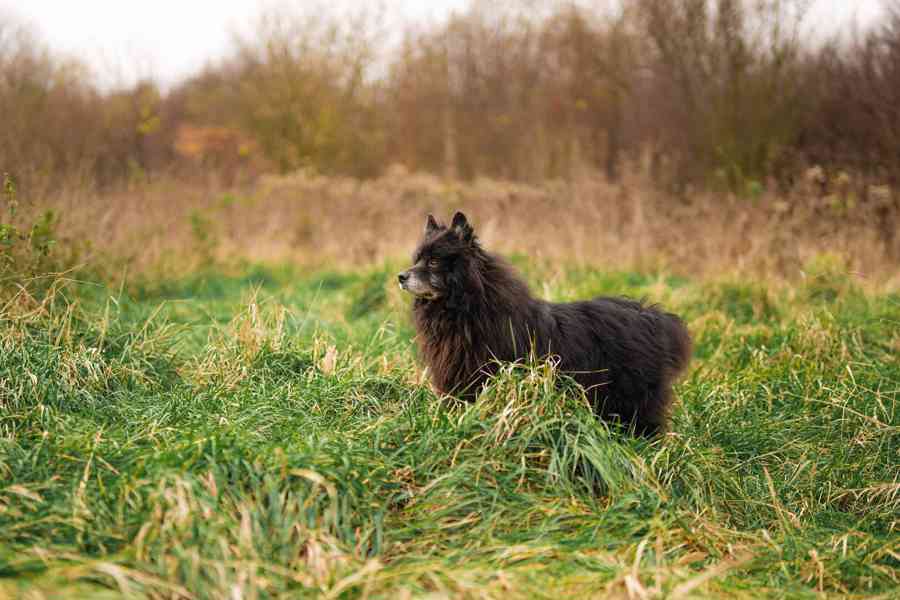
[451,211,473,241]
[425,214,440,234]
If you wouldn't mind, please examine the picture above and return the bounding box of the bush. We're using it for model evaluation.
[0,173,92,301]
[0,174,57,282]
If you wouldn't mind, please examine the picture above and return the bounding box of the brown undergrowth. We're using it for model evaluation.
[23,167,900,288]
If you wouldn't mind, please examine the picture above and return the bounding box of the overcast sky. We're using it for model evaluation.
[1,0,886,88]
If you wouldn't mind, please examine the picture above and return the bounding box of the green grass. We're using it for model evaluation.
[1,262,898,599]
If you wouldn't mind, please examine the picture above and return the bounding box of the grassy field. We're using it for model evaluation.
[1,259,898,599]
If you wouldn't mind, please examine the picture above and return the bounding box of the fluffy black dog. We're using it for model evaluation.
[399,212,692,436]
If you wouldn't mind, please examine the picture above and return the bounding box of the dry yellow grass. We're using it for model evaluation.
[32,167,900,287]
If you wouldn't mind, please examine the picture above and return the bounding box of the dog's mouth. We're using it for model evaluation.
[400,285,440,300]
[399,280,441,300]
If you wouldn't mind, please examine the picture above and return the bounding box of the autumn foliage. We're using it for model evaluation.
[1,1,900,193]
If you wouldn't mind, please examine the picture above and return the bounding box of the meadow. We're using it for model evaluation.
[1,254,898,599]
[3,0,900,595]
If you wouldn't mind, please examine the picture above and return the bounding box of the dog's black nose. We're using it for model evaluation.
[398,272,409,284]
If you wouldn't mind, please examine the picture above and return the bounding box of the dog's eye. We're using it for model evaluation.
[427,259,440,268]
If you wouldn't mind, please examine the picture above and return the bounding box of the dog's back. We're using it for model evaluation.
[545,297,691,436]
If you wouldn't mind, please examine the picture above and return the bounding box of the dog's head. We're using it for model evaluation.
[398,212,483,307]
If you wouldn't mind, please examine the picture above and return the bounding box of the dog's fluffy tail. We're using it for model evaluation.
[664,312,692,380]
[642,312,692,437]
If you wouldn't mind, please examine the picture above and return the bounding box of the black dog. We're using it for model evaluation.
[399,212,691,436]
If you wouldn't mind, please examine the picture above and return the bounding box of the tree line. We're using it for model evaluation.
[2,0,899,193]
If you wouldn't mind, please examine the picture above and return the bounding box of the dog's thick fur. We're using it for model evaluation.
[399,212,692,436]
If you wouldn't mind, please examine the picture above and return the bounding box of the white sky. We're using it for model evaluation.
[0,0,886,88]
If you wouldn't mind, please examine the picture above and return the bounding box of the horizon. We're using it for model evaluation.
[1,0,887,89]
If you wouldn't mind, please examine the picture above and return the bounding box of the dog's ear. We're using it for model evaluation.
[425,214,440,234]
[451,211,473,241]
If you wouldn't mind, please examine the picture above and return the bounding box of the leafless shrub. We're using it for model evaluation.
[801,1,900,185]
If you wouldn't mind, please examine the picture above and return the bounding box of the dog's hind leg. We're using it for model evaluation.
[634,383,673,437]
